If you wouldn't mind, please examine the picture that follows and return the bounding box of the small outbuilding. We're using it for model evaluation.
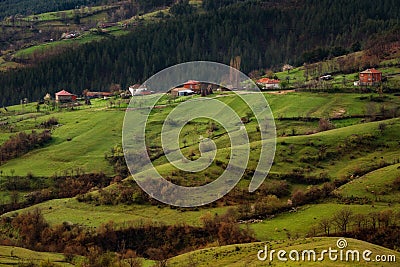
[171,88,195,97]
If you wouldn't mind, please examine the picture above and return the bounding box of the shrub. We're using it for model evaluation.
[39,117,58,128]
[318,118,335,132]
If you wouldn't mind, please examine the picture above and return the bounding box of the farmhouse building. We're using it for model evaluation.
[359,68,382,86]
[257,78,280,89]
[55,90,77,103]
[183,80,201,92]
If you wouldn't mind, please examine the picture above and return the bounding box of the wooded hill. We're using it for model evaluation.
[0,0,106,20]
[0,0,172,20]
[1,0,400,106]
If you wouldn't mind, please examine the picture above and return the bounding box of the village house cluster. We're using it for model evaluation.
[49,67,384,105]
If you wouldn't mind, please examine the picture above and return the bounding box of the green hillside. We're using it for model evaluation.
[335,163,400,202]
[0,105,124,177]
[1,0,400,265]
[2,198,230,228]
[1,90,400,264]
[2,92,400,177]
[2,92,400,233]
[168,238,400,266]
[2,0,400,106]
[0,245,74,266]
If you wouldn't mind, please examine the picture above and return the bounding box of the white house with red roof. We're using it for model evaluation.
[183,80,201,92]
[257,77,280,89]
[55,90,77,103]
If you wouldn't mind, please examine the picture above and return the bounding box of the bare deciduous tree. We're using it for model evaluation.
[333,208,353,233]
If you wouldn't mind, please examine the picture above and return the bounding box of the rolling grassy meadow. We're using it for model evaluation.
[167,237,400,267]
[0,245,76,266]
[1,90,400,265]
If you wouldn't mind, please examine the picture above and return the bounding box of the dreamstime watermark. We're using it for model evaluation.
[122,61,276,207]
[257,238,396,263]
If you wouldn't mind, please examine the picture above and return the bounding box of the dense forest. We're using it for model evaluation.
[1,0,400,106]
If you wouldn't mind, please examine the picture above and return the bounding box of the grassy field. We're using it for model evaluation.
[1,92,400,260]
[21,5,116,22]
[2,99,400,230]
[335,163,400,202]
[3,198,230,228]
[2,0,208,66]
[13,29,129,59]
[273,51,400,89]
[249,203,400,241]
[4,92,399,177]
[0,107,124,177]
[0,245,155,266]
[0,245,74,266]
[168,237,400,266]
[9,2,165,61]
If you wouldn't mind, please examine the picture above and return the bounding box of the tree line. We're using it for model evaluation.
[309,207,400,251]
[0,130,52,164]
[0,208,255,264]
[0,172,113,214]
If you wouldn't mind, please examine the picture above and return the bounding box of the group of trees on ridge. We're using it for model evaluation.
[0,130,52,164]
[0,208,254,264]
[308,207,400,252]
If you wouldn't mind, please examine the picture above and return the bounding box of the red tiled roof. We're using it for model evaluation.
[55,90,74,96]
[257,78,280,84]
[360,68,382,74]
[184,80,200,85]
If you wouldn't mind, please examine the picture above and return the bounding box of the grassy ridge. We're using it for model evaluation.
[0,245,74,266]
[335,163,400,202]
[1,92,400,243]
[4,92,400,177]
[168,237,400,266]
[2,198,230,228]
[249,203,400,241]
[3,108,400,230]
[1,105,124,176]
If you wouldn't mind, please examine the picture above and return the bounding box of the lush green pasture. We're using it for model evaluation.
[335,163,400,202]
[22,5,115,22]
[275,66,306,84]
[153,116,400,185]
[14,32,110,59]
[249,203,400,241]
[264,92,400,118]
[2,93,400,232]
[3,198,230,228]
[0,105,124,177]
[0,245,74,266]
[168,237,400,267]
[3,92,400,179]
